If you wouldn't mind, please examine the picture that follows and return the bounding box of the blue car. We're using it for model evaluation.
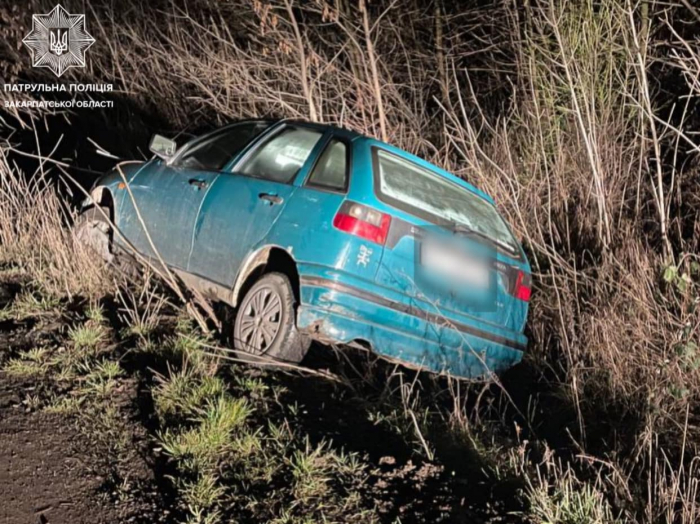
[79,119,531,378]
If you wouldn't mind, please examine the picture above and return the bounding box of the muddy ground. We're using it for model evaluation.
[0,383,166,524]
[0,276,533,524]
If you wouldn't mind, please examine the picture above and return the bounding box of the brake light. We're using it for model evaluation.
[513,270,531,302]
[333,201,392,245]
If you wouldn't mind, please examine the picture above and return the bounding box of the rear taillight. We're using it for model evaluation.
[512,270,532,302]
[333,201,392,245]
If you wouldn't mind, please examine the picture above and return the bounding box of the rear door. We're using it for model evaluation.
[186,125,327,286]
[262,136,363,272]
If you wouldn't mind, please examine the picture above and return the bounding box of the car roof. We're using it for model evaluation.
[259,119,494,204]
[282,119,365,141]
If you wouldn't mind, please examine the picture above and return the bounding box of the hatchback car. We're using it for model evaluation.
[79,119,530,378]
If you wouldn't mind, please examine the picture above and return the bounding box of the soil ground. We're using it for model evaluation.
[0,381,164,524]
[0,278,529,524]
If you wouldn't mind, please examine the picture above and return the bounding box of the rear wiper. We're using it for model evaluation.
[452,224,516,253]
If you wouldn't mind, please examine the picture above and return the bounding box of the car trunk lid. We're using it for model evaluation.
[371,147,530,334]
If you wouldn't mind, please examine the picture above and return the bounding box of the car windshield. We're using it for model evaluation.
[374,148,519,253]
[176,121,271,171]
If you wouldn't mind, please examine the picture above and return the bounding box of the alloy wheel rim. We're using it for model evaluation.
[238,286,282,354]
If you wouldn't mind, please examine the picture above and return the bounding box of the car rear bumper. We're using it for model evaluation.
[296,266,526,379]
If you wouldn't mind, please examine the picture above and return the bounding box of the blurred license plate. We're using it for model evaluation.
[420,242,489,288]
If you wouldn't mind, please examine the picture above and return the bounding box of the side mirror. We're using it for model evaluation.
[149,134,177,160]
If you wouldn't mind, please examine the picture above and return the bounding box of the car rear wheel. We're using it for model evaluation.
[233,272,310,363]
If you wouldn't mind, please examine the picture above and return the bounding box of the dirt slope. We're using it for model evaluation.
[0,378,168,524]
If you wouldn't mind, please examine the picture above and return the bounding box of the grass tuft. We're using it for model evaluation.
[159,395,252,473]
[288,439,333,503]
[68,323,108,353]
[180,473,226,512]
[527,467,621,524]
[44,395,84,414]
[154,368,226,420]
[3,358,46,377]
[0,291,61,321]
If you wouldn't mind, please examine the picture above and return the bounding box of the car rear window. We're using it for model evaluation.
[373,148,519,254]
[306,139,348,191]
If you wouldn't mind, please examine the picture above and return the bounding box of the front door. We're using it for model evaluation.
[119,122,271,269]
[187,125,328,287]
[117,160,218,269]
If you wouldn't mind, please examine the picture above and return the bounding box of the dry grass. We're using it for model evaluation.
[0,149,110,298]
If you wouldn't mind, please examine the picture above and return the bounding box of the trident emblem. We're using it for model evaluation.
[23,5,96,77]
[49,29,68,55]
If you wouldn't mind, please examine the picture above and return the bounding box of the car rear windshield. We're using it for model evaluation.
[373,148,520,254]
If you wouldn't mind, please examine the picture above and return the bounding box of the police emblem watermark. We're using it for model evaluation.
[22,4,96,78]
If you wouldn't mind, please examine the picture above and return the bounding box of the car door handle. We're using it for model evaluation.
[259,193,283,205]
[188,178,208,190]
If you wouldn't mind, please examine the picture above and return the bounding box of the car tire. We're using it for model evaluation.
[74,205,137,274]
[74,205,115,263]
[233,272,310,363]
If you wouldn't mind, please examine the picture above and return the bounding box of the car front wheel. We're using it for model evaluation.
[233,272,310,363]
[74,205,138,275]
[74,205,115,263]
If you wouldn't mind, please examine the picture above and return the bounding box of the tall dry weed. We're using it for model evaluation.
[0,145,110,297]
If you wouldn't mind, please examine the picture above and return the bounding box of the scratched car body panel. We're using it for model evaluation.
[86,120,531,378]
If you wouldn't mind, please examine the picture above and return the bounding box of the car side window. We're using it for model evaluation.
[176,122,268,171]
[306,139,348,192]
[239,127,322,183]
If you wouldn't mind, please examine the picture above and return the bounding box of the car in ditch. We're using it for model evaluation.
[78,119,531,378]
